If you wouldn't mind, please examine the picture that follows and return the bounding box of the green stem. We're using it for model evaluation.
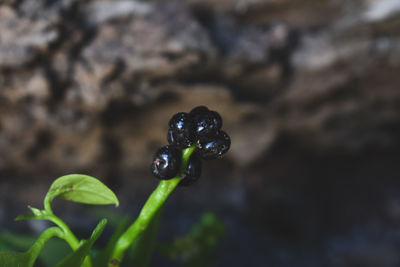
[44,191,80,250]
[45,213,92,267]
[43,194,53,215]
[44,188,93,267]
[46,215,81,250]
[129,208,163,267]
[108,145,196,267]
[26,227,64,266]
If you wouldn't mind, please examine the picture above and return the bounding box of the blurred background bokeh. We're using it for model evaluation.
[1,0,400,266]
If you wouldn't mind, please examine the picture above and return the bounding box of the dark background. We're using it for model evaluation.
[1,0,400,266]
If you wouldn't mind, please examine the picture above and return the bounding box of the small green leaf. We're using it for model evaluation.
[15,206,48,221]
[15,214,39,221]
[56,219,107,267]
[28,206,43,216]
[46,174,119,207]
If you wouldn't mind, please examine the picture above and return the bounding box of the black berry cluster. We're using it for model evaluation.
[151,106,231,185]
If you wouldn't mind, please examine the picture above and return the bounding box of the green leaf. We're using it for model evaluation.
[28,206,44,216]
[34,237,72,267]
[15,206,49,221]
[0,227,64,267]
[0,251,31,267]
[0,231,37,251]
[92,217,130,267]
[56,219,107,267]
[159,212,225,267]
[0,230,71,267]
[15,214,41,222]
[46,174,119,207]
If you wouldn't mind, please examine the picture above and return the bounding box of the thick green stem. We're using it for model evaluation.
[108,145,196,267]
[129,208,163,266]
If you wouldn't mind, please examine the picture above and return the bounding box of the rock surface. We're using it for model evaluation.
[1,0,399,174]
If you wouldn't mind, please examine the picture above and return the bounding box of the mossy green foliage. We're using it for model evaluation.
[159,213,226,267]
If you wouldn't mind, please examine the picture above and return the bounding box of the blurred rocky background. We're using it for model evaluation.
[1,0,400,266]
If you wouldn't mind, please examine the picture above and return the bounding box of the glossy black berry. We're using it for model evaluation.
[211,110,223,130]
[167,112,195,148]
[179,154,202,186]
[169,112,191,132]
[190,106,220,138]
[198,131,231,160]
[151,145,181,180]
[189,106,209,116]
